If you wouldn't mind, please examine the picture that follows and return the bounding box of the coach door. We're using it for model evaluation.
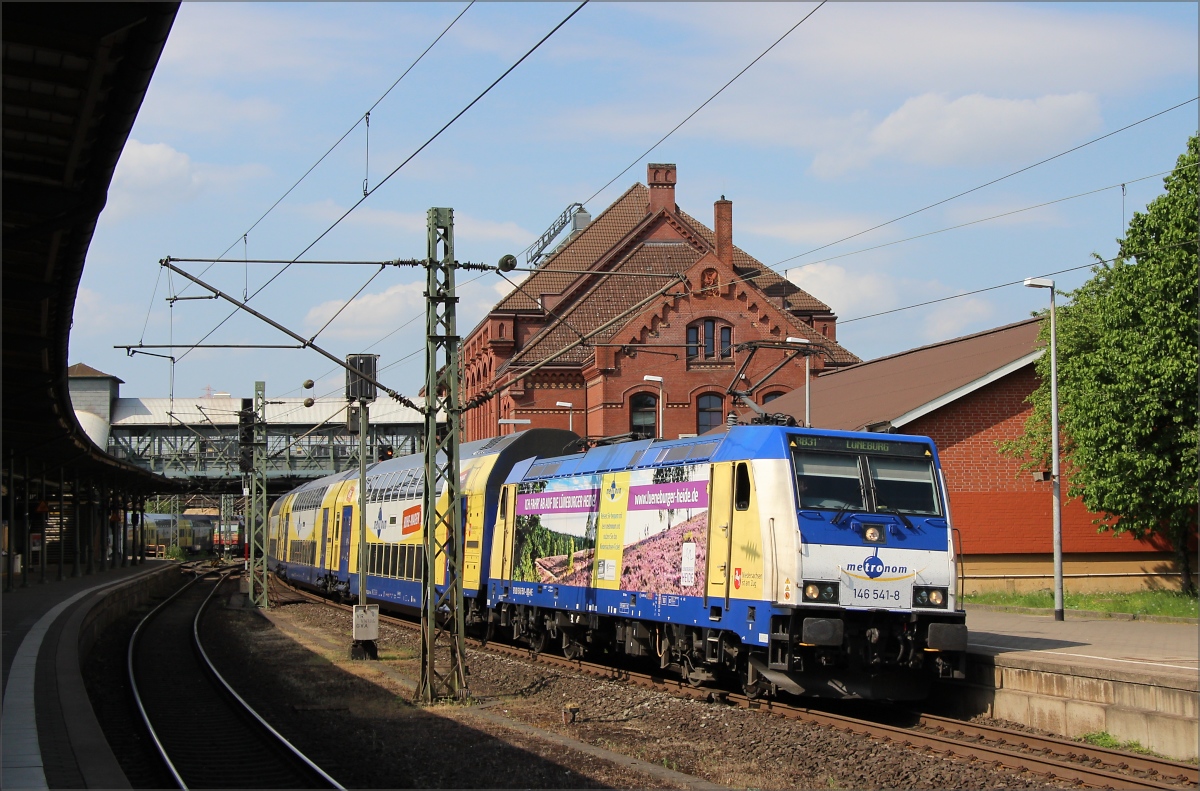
[318,507,330,569]
[706,462,735,610]
[496,485,517,580]
[339,505,353,575]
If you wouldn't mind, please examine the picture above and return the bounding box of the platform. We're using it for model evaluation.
[2,562,174,790]
[944,605,1199,761]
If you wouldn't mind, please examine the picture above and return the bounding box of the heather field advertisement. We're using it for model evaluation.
[512,465,710,595]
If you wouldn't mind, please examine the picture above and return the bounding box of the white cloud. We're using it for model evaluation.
[160,4,378,81]
[813,93,1102,177]
[137,89,283,136]
[297,201,534,246]
[304,281,428,341]
[786,263,897,318]
[940,200,1067,229]
[634,3,1194,98]
[105,140,267,220]
[921,297,996,341]
[742,214,877,246]
[72,287,135,334]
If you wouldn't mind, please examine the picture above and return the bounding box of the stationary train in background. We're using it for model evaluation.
[267,426,967,700]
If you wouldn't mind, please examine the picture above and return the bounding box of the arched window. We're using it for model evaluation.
[762,392,784,404]
[630,393,657,439]
[697,393,724,435]
[686,319,733,360]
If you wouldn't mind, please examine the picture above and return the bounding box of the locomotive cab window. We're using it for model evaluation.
[792,452,864,510]
[734,462,752,511]
[867,457,940,515]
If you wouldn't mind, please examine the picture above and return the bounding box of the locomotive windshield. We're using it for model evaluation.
[866,456,940,515]
[790,440,941,516]
[793,452,865,510]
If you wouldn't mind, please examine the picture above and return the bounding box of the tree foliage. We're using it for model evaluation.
[1002,134,1198,594]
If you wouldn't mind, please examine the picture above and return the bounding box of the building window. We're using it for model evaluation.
[687,319,733,361]
[697,393,724,435]
[762,392,784,404]
[631,393,657,439]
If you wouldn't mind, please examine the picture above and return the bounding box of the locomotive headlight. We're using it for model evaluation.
[913,586,948,608]
[803,581,839,603]
[863,524,884,544]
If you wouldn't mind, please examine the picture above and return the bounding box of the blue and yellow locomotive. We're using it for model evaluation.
[269,425,967,700]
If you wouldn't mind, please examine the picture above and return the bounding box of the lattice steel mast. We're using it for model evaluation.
[419,207,469,702]
[247,380,269,608]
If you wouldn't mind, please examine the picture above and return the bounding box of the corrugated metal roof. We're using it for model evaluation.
[763,318,1043,431]
[110,396,427,426]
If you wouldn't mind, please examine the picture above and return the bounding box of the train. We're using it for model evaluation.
[267,426,968,700]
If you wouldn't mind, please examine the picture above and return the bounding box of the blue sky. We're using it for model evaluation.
[75,2,1198,403]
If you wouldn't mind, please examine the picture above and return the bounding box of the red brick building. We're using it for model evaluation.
[460,164,859,443]
[764,319,1184,592]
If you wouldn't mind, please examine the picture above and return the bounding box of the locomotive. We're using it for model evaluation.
[268,426,967,700]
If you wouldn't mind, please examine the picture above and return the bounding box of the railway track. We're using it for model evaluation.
[130,570,344,789]
[275,578,1197,790]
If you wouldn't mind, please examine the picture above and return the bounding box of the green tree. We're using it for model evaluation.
[1002,135,1198,594]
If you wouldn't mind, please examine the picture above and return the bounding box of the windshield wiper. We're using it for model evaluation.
[830,505,851,525]
[876,507,914,530]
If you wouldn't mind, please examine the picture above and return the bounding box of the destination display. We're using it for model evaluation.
[788,434,932,457]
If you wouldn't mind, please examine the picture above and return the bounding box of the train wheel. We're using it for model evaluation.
[528,628,547,654]
[741,656,766,700]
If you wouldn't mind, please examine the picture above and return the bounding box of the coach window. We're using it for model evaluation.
[630,392,657,439]
[697,394,724,435]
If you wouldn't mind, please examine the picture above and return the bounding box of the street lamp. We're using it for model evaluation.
[643,375,664,439]
[555,401,574,433]
[498,418,531,435]
[787,337,812,428]
[1024,276,1064,622]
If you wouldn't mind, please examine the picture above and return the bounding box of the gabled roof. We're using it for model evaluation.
[488,181,856,370]
[67,362,124,382]
[495,184,833,318]
[764,318,1043,431]
[673,208,832,315]
[496,184,652,312]
[504,241,700,369]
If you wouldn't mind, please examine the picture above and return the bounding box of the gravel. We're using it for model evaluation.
[196,584,1083,790]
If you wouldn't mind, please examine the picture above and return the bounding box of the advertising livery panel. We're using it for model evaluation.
[511,464,711,596]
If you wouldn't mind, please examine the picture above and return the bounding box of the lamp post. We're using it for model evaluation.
[555,401,574,433]
[498,418,531,435]
[643,375,664,439]
[786,337,812,427]
[1024,277,1064,622]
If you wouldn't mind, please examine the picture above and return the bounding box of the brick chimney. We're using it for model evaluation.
[714,195,732,266]
[647,163,676,214]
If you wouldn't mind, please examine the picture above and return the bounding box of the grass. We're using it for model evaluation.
[1078,731,1161,757]
[963,589,1197,619]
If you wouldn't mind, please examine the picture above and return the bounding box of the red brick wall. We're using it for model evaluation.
[906,367,1167,555]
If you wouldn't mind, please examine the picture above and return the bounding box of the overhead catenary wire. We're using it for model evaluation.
[838,239,1197,325]
[771,96,1199,269]
[212,1,475,264]
[784,163,1198,274]
[580,1,826,210]
[172,2,587,365]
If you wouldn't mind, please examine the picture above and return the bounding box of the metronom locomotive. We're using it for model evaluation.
[268,426,968,700]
